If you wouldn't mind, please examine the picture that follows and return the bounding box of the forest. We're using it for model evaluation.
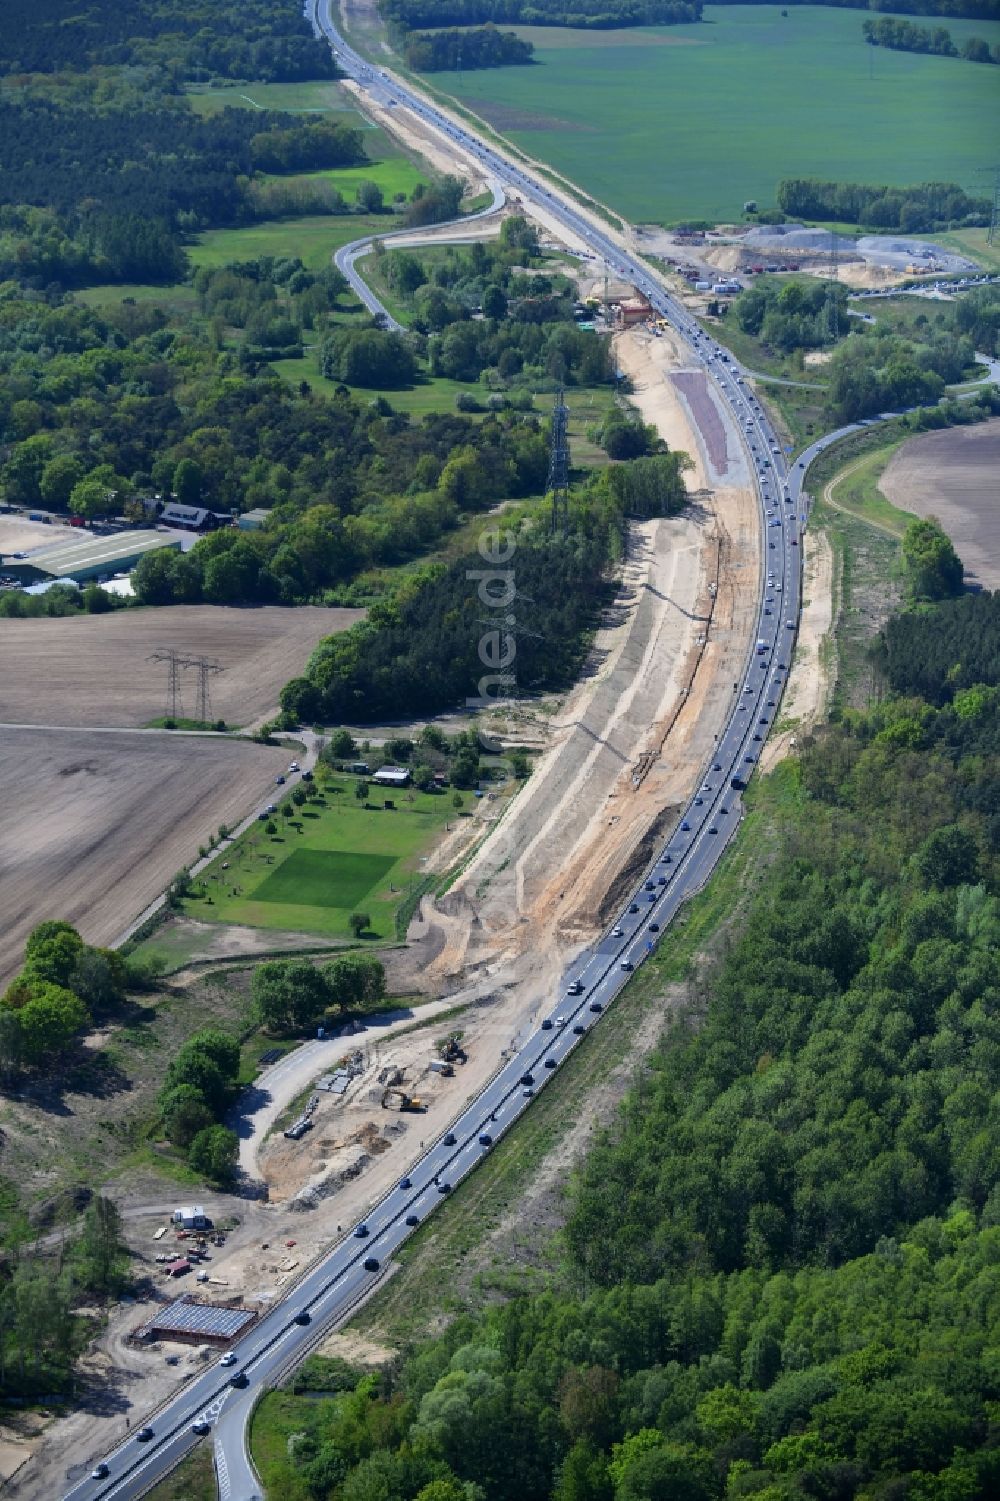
[361,229,614,388]
[253,580,1000,1500]
[279,446,688,724]
[732,279,850,353]
[0,98,366,285]
[775,178,990,232]
[862,15,1000,61]
[879,589,1000,704]
[280,518,618,724]
[402,25,535,71]
[0,0,340,82]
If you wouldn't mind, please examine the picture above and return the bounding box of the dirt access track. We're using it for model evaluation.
[878,417,1000,591]
[0,728,288,986]
[0,604,361,730]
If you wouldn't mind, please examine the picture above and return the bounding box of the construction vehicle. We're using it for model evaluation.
[382,1087,425,1112]
[428,1059,454,1077]
[439,1036,467,1065]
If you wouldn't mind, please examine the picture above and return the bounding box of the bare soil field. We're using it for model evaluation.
[878,418,1000,590]
[761,527,835,774]
[0,728,288,985]
[0,605,361,729]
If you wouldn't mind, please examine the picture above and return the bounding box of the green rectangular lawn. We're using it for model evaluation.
[182,775,456,939]
[254,849,395,908]
[438,5,1000,226]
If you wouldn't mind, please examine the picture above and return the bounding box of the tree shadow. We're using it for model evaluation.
[14,1042,134,1115]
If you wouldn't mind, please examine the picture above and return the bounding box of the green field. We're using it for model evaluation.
[74,282,199,310]
[180,773,458,940]
[264,158,427,204]
[187,213,395,272]
[438,6,1000,225]
[185,80,355,115]
[254,848,395,907]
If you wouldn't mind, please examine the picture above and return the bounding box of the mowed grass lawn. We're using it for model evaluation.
[267,160,427,203]
[181,774,455,939]
[440,6,1000,225]
[185,80,356,114]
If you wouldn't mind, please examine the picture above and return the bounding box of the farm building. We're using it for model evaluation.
[131,1296,258,1348]
[1,530,180,585]
[372,765,411,787]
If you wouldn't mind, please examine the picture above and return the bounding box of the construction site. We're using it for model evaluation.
[7,82,840,1501]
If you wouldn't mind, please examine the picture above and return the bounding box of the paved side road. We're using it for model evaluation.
[334,178,505,329]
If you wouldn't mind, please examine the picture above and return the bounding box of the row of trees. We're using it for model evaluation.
[403,24,535,71]
[775,176,991,232]
[0,922,128,1076]
[251,954,386,1034]
[382,0,701,30]
[863,16,1000,62]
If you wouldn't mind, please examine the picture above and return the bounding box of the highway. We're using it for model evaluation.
[59,7,884,1500]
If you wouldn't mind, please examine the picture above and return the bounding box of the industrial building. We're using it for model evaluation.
[0,530,180,586]
[131,1296,258,1348]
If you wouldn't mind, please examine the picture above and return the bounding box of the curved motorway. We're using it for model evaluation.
[61,7,896,1499]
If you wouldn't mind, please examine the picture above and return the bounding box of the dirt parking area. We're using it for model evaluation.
[0,605,361,729]
[878,418,1000,590]
[0,728,288,985]
[0,515,78,554]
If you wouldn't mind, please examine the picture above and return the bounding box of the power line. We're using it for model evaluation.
[149,650,222,724]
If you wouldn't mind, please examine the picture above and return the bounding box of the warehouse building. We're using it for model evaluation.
[1,530,180,586]
[131,1296,258,1348]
